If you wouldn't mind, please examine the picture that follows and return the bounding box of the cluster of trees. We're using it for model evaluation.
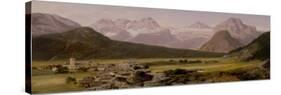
[65,76,77,84]
[54,65,69,74]
[169,59,218,64]
[145,59,219,66]
[179,59,202,63]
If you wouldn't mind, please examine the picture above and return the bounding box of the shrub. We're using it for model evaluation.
[133,66,142,70]
[187,60,202,64]
[143,64,150,69]
[65,76,77,84]
[179,60,185,63]
[55,65,69,74]
[163,69,196,77]
[169,60,174,62]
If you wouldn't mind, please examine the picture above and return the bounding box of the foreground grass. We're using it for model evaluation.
[32,72,94,93]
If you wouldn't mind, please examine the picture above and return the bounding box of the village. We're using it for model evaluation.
[47,58,166,90]
[32,57,235,91]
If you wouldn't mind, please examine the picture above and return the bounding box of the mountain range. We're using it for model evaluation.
[171,22,214,49]
[199,17,262,53]
[32,27,223,60]
[91,18,216,49]
[30,13,264,54]
[91,17,261,51]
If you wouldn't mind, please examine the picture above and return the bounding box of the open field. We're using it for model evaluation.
[31,72,95,93]
[31,57,265,93]
[149,59,262,73]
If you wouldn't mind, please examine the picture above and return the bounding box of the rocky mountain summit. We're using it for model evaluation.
[214,17,260,45]
[200,30,242,53]
[30,13,81,36]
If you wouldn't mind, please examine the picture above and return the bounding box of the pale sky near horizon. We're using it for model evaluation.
[31,1,270,31]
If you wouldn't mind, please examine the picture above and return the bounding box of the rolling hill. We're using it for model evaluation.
[228,32,270,61]
[32,27,223,60]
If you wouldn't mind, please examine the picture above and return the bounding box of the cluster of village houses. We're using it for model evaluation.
[55,58,166,90]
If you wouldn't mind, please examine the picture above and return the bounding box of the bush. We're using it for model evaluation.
[187,60,202,64]
[163,69,196,77]
[55,65,69,74]
[179,59,188,63]
[178,59,203,64]
[133,66,142,70]
[143,64,150,69]
[169,60,174,62]
[65,76,77,84]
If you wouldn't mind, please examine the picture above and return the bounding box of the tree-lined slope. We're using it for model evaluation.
[228,32,270,61]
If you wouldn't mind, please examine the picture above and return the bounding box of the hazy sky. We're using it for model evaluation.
[32,1,270,31]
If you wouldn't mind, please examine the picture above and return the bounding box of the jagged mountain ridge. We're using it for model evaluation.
[188,21,211,29]
[91,17,162,39]
[130,29,180,48]
[214,17,260,45]
[200,30,243,53]
[30,13,81,36]
[171,21,214,49]
[91,18,216,49]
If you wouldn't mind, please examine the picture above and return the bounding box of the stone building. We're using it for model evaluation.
[65,58,92,72]
[68,58,76,72]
